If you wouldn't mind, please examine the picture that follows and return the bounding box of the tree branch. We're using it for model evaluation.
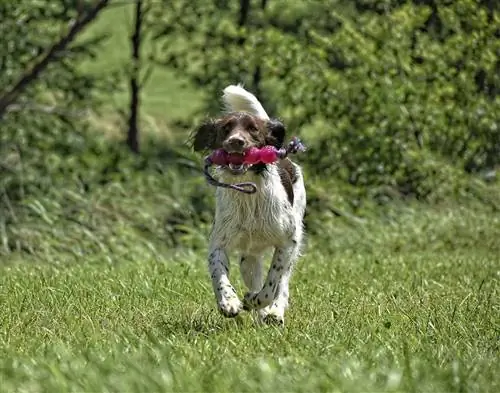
[0,0,110,119]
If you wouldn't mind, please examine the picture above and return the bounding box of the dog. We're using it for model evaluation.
[191,84,306,325]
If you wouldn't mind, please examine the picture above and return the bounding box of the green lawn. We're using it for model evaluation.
[1,215,498,392]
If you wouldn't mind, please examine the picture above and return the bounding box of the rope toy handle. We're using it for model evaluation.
[203,137,306,194]
[203,157,257,194]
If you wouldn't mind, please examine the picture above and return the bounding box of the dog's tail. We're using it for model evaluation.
[222,84,270,120]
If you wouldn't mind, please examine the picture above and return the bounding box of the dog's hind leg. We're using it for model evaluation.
[240,253,265,323]
[239,254,264,292]
[208,246,242,318]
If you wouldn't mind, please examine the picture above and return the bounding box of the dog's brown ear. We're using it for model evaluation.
[266,118,286,148]
[190,119,220,152]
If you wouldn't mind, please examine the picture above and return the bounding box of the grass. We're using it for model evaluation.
[1,208,499,392]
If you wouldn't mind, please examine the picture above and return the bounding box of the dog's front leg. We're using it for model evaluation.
[208,246,242,318]
[243,239,298,316]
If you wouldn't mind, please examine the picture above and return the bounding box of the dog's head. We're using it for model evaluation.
[191,112,286,175]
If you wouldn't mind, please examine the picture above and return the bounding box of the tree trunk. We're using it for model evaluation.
[127,0,143,154]
[238,0,251,30]
[252,0,268,99]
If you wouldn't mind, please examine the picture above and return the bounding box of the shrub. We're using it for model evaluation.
[149,0,499,200]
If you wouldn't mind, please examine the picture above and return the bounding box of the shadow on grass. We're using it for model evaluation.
[153,310,255,339]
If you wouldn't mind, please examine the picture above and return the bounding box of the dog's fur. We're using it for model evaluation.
[191,84,306,325]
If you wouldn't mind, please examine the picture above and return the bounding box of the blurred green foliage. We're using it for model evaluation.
[1,0,499,258]
[1,0,116,199]
[150,0,499,200]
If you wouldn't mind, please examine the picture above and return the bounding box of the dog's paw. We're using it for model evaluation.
[259,307,285,326]
[243,291,272,310]
[262,313,285,326]
[218,296,243,318]
[242,291,258,310]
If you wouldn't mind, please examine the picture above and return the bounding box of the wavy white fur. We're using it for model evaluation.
[222,84,270,120]
[205,84,307,326]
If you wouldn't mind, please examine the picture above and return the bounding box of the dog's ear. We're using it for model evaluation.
[266,118,286,148]
[190,119,220,152]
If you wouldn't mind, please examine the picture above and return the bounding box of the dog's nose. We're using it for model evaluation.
[223,137,245,151]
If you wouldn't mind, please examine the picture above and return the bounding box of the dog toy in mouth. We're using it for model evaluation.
[209,146,283,166]
[203,137,306,194]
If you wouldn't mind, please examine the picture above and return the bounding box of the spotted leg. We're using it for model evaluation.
[243,238,300,323]
[258,268,294,325]
[208,247,242,318]
[260,239,301,325]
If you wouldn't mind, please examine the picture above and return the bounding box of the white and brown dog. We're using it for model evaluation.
[191,84,306,325]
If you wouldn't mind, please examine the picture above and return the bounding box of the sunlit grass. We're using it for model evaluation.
[1,237,498,392]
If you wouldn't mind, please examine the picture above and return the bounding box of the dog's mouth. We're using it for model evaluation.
[227,162,250,175]
[221,153,251,176]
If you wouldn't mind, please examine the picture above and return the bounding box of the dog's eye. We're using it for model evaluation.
[220,124,234,136]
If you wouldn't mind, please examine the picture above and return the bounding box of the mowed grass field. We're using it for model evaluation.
[1,4,499,393]
[1,203,499,392]
[1,238,498,392]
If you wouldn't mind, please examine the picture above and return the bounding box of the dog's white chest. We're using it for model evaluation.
[211,169,294,253]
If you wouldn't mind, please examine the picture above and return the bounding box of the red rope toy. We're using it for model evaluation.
[203,137,306,194]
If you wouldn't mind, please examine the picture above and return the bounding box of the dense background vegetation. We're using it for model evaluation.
[1,0,499,258]
[0,1,498,391]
